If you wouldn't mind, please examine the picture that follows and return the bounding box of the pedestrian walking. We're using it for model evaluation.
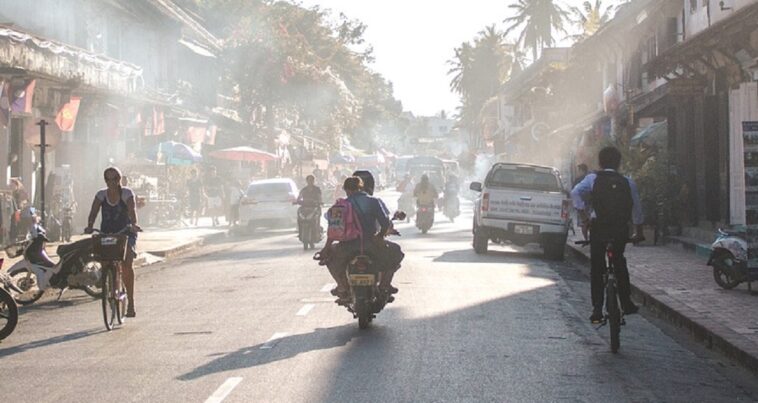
[187,169,204,226]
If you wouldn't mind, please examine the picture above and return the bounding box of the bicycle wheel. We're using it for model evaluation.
[101,265,118,331]
[607,280,621,353]
[115,263,127,325]
[0,288,19,340]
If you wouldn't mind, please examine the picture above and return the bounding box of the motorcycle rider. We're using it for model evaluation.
[296,175,322,240]
[319,177,399,302]
[352,170,404,294]
[84,167,141,318]
[571,146,644,323]
[443,174,460,213]
[414,174,438,206]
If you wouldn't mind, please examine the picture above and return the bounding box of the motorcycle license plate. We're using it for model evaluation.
[514,225,536,235]
[100,237,118,245]
[349,274,375,286]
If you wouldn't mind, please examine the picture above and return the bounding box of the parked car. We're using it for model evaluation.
[470,163,571,260]
[239,178,299,229]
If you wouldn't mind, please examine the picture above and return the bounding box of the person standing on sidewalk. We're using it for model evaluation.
[204,166,225,226]
[187,169,204,226]
[84,167,141,318]
[571,146,644,324]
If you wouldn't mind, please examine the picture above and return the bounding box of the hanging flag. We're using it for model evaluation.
[0,81,10,127]
[153,106,165,135]
[185,126,206,143]
[11,79,35,114]
[55,96,81,132]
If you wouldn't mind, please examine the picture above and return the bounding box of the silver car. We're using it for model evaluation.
[239,178,299,229]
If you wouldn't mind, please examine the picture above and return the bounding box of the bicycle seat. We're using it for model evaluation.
[56,238,92,257]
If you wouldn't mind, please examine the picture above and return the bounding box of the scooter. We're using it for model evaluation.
[443,193,460,223]
[707,228,758,293]
[7,232,103,305]
[0,259,20,340]
[416,202,435,234]
[297,205,322,250]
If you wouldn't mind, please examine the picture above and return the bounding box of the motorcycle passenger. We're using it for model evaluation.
[85,167,142,318]
[296,175,322,239]
[443,174,459,210]
[352,170,404,294]
[414,174,438,208]
[571,146,644,324]
[320,177,394,302]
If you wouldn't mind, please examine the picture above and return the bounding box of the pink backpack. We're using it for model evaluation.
[326,198,363,241]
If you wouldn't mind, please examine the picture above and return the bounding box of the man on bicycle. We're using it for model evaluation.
[84,167,141,318]
[571,146,643,323]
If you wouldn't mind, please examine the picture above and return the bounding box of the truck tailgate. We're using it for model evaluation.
[484,188,565,224]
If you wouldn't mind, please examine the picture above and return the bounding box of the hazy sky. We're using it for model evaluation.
[297,0,621,117]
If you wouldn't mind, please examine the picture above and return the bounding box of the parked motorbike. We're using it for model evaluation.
[297,205,322,250]
[707,228,758,293]
[7,233,103,305]
[443,193,460,223]
[416,203,435,234]
[0,259,21,340]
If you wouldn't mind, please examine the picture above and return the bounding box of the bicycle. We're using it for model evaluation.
[90,227,139,331]
[576,237,639,353]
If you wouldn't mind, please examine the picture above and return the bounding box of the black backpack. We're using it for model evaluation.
[591,171,632,226]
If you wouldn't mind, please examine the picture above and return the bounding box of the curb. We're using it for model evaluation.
[137,231,228,264]
[566,243,758,375]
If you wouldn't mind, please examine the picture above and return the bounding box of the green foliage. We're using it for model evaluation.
[176,0,402,150]
[504,0,570,61]
[448,25,520,133]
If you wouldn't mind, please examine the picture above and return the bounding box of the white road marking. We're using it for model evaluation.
[204,377,243,403]
[260,332,288,349]
[296,304,315,316]
[321,283,337,292]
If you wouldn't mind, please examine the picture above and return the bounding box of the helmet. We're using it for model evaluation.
[21,207,37,219]
[352,170,375,195]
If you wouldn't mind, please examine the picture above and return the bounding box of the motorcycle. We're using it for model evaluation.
[0,259,21,340]
[297,205,322,250]
[443,193,460,223]
[416,202,435,234]
[397,192,415,223]
[322,211,405,329]
[7,232,103,305]
[707,228,758,293]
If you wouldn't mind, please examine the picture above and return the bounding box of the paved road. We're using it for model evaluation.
[1,197,756,402]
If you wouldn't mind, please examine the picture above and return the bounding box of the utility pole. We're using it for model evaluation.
[36,119,49,226]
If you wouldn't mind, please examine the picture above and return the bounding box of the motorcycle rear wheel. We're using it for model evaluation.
[79,260,104,298]
[711,253,741,289]
[0,288,18,340]
[8,268,45,305]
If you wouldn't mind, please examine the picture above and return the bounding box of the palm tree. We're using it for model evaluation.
[448,26,521,134]
[504,0,569,61]
[568,0,615,41]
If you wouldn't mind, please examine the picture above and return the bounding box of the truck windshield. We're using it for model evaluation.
[486,167,561,192]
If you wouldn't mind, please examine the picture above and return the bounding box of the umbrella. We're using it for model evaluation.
[209,146,278,162]
[147,141,202,165]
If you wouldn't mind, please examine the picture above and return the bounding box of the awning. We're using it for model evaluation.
[178,37,216,58]
[631,121,667,147]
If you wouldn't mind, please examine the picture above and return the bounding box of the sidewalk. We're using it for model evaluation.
[567,233,758,374]
[0,217,228,270]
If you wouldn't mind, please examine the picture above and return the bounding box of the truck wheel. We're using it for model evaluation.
[473,226,488,254]
[544,242,565,261]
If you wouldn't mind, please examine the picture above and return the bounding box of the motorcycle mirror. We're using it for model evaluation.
[393,211,407,221]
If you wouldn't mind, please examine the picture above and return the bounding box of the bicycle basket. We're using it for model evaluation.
[92,234,128,261]
[4,241,28,258]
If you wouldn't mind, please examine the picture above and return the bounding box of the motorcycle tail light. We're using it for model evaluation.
[482,193,490,212]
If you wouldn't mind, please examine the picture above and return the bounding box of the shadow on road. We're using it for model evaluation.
[433,248,546,264]
[177,325,359,381]
[0,328,104,358]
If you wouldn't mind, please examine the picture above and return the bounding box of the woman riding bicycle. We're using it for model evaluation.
[84,167,142,318]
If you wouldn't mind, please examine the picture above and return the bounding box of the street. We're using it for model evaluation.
[1,195,757,403]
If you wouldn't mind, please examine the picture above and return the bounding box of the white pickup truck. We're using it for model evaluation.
[470,163,571,260]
